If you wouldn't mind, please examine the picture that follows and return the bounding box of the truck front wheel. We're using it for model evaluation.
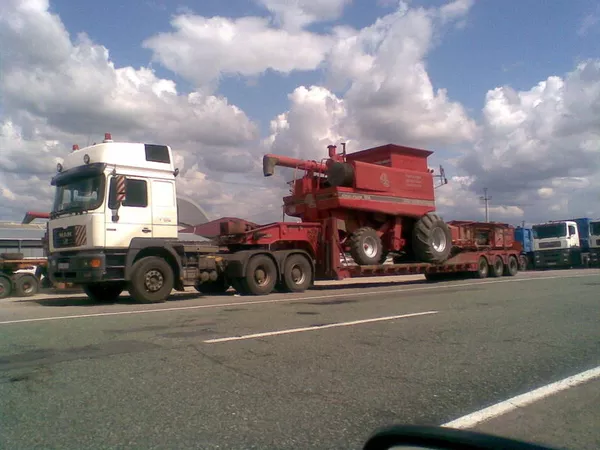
[129,256,174,303]
[83,283,124,303]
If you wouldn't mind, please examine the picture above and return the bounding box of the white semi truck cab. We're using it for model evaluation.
[531,220,588,268]
[590,219,600,267]
[47,134,223,303]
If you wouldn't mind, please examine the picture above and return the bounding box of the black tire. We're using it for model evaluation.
[505,256,518,276]
[13,273,39,297]
[239,254,277,296]
[475,256,489,278]
[490,256,504,277]
[128,256,174,303]
[83,283,124,303]
[412,213,452,264]
[281,254,313,293]
[0,275,12,299]
[518,255,528,271]
[349,227,384,265]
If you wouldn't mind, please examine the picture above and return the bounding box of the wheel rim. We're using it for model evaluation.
[22,281,33,294]
[145,269,164,292]
[290,264,306,285]
[363,236,379,258]
[432,227,447,253]
[254,266,271,287]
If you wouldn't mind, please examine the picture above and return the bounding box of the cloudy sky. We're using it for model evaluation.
[1,0,599,226]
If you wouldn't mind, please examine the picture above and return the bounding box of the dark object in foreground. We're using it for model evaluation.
[363,425,559,450]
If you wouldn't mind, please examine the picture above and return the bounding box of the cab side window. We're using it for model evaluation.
[108,178,148,208]
[568,225,576,237]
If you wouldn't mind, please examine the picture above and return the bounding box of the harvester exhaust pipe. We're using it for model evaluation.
[262,154,327,177]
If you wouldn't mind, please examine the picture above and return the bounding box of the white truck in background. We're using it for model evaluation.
[531,218,591,269]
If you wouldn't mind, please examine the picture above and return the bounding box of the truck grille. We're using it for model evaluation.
[539,241,561,249]
[53,225,87,248]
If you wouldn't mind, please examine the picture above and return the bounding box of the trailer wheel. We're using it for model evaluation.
[281,254,313,293]
[0,275,12,299]
[129,256,174,303]
[476,256,489,278]
[505,256,518,277]
[349,227,384,265]
[412,213,452,264]
[490,256,504,277]
[13,273,39,297]
[240,254,277,295]
[83,283,124,303]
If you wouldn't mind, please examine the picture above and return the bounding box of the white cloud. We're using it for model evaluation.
[143,15,333,87]
[257,0,351,30]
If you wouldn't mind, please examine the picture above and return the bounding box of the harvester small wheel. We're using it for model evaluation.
[13,273,39,297]
[349,227,384,266]
[0,275,12,299]
[129,256,174,303]
[505,256,519,276]
[241,254,277,295]
[476,256,489,278]
[281,254,313,293]
[490,256,504,277]
[83,283,124,303]
[412,213,452,264]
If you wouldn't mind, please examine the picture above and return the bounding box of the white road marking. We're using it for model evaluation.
[0,272,592,326]
[442,365,600,429]
[204,311,439,343]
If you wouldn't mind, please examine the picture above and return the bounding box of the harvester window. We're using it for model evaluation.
[122,179,148,208]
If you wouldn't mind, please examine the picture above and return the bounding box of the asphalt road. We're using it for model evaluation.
[1,269,599,449]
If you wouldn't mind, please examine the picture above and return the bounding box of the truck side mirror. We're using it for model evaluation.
[109,175,126,222]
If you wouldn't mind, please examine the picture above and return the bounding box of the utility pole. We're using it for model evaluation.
[480,188,492,222]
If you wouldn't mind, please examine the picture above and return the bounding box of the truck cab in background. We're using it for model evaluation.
[531,218,591,269]
[589,219,600,267]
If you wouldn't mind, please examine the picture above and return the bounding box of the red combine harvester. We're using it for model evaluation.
[215,144,522,295]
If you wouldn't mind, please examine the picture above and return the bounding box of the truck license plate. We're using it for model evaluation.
[58,263,69,270]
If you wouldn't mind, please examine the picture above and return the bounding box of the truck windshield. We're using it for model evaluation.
[52,175,105,216]
[591,222,600,236]
[532,223,566,239]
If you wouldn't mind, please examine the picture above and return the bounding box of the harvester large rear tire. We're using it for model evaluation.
[412,213,452,264]
[349,227,384,266]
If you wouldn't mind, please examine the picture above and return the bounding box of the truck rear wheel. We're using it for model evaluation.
[505,256,518,276]
[476,256,489,278]
[412,213,452,264]
[129,256,174,303]
[0,275,12,299]
[490,256,504,277]
[83,283,124,303]
[240,254,277,295]
[349,227,384,266]
[281,254,313,293]
[13,273,39,297]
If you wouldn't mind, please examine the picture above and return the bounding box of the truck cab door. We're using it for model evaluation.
[151,180,178,239]
[105,176,153,248]
[568,224,579,247]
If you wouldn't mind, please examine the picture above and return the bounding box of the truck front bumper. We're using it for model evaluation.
[48,252,106,284]
[534,249,571,268]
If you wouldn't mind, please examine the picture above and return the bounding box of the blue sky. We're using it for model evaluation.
[49,0,599,135]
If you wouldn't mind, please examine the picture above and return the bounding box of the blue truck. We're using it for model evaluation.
[531,217,592,269]
[514,226,534,270]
